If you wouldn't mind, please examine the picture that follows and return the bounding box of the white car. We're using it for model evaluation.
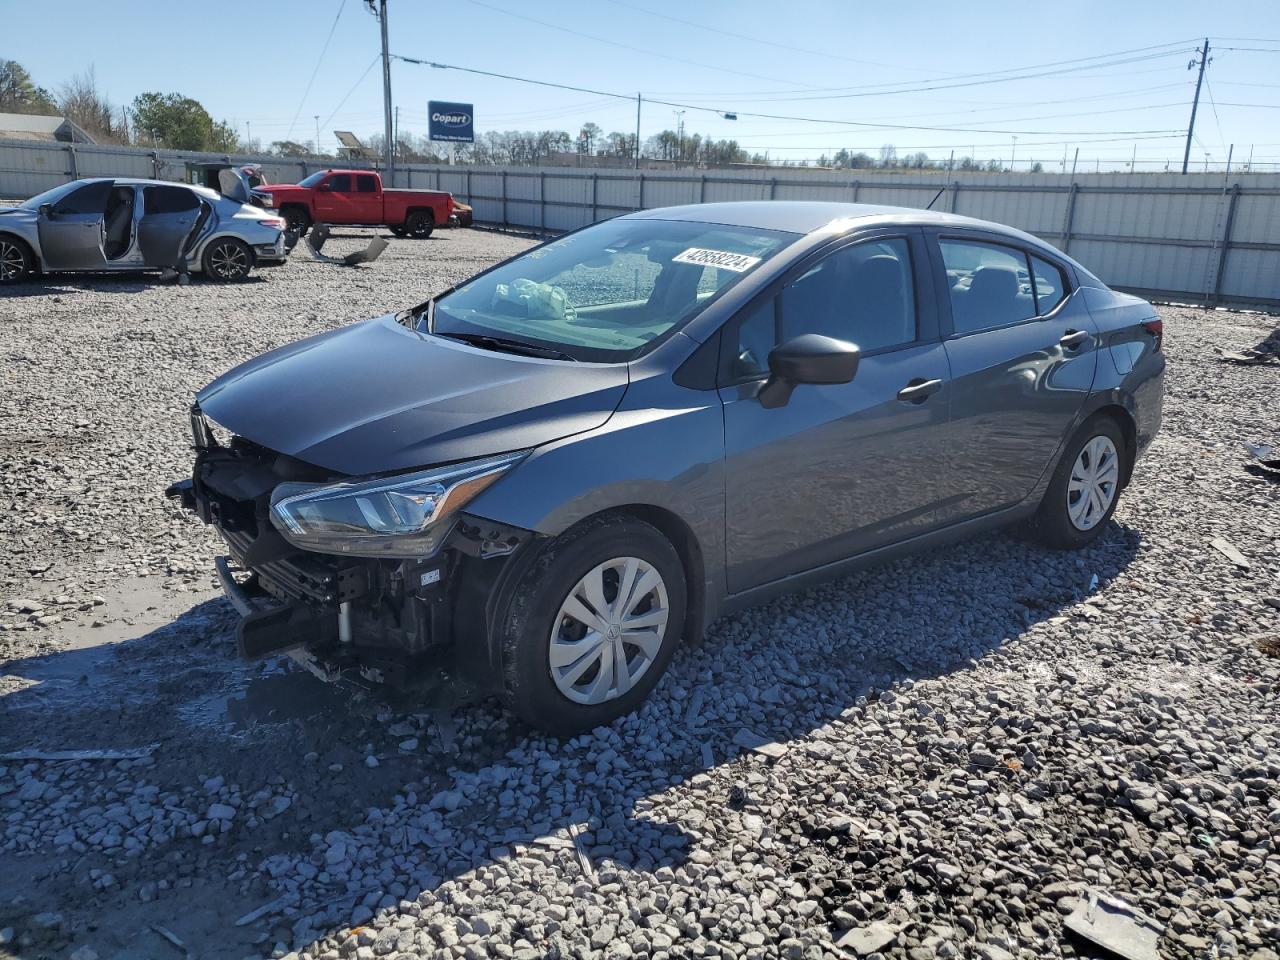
[0,176,287,284]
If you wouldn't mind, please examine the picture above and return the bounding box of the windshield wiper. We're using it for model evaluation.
[433,331,578,362]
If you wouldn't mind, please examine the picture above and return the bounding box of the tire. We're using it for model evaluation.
[1029,416,1127,550]
[0,234,34,284]
[201,238,253,282]
[281,206,311,236]
[405,210,435,239]
[498,515,687,735]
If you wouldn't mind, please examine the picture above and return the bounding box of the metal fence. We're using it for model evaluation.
[3,138,1278,309]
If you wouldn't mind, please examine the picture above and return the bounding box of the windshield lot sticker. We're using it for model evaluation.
[672,247,762,272]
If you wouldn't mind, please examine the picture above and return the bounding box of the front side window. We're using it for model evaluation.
[52,181,112,216]
[328,174,353,193]
[428,218,796,362]
[356,175,377,193]
[728,237,918,381]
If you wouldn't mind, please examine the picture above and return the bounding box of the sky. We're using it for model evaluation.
[4,0,1279,171]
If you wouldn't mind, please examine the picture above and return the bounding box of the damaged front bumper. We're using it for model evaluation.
[167,406,534,688]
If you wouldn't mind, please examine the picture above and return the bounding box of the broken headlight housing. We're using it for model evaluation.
[269,451,526,558]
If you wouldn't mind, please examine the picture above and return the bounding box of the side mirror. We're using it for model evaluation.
[758,333,860,409]
[38,203,54,219]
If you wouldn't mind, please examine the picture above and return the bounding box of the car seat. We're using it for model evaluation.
[103,187,135,260]
[851,254,911,350]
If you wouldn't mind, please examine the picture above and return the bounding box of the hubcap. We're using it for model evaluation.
[210,243,247,278]
[549,557,669,705]
[1067,435,1119,531]
[0,241,24,281]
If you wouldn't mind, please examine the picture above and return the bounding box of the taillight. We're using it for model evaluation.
[259,216,286,230]
[1141,319,1163,352]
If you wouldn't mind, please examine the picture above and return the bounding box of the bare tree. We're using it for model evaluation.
[59,67,128,143]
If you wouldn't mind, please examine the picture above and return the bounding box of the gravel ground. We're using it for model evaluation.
[1,229,1278,960]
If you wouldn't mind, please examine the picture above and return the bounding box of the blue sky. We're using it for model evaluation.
[5,0,1279,169]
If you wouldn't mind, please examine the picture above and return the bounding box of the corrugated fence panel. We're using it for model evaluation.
[2,142,1278,307]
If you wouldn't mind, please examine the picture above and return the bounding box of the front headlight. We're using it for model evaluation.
[269,451,526,558]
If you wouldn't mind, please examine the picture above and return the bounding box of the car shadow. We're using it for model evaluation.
[1,272,268,296]
[0,522,1142,957]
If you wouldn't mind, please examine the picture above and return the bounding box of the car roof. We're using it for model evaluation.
[624,200,1057,251]
[76,176,223,201]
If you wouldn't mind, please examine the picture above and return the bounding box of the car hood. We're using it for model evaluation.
[196,314,629,475]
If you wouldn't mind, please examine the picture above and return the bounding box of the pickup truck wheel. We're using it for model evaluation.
[405,211,435,239]
[0,235,34,284]
[390,225,408,237]
[202,238,253,281]
[281,206,311,236]
[498,515,686,736]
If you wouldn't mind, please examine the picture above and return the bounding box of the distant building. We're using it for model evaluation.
[0,113,97,144]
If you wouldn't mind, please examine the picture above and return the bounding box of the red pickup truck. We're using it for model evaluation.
[257,170,453,239]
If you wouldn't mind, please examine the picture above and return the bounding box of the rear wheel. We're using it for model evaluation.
[1030,416,1126,550]
[0,235,33,284]
[202,238,253,281]
[499,516,686,735]
[405,210,435,239]
[281,206,311,236]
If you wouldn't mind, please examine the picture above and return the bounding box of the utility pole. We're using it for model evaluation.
[314,115,321,155]
[1010,135,1017,171]
[394,105,400,167]
[374,0,394,179]
[245,121,251,150]
[1070,147,1079,179]
[1182,38,1211,175]
[634,94,641,170]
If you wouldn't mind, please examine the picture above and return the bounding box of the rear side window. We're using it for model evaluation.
[143,185,199,215]
[328,174,352,192]
[356,175,377,193]
[1030,254,1067,314]
[53,180,112,215]
[940,240,1036,334]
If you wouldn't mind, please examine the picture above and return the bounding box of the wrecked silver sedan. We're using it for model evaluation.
[0,176,287,284]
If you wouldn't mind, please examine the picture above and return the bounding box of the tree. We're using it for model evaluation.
[578,122,601,155]
[59,68,127,144]
[878,144,898,168]
[131,92,239,151]
[0,60,57,115]
[605,131,635,158]
[905,151,930,169]
[1030,161,1044,173]
[271,140,311,157]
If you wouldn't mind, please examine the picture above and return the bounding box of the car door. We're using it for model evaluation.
[928,231,1098,523]
[36,179,112,270]
[313,173,353,222]
[719,230,954,595]
[353,173,382,221]
[138,185,203,269]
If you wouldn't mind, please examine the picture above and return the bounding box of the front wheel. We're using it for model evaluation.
[405,210,435,239]
[202,238,253,281]
[0,235,34,284]
[1030,417,1126,550]
[281,206,311,236]
[499,516,686,735]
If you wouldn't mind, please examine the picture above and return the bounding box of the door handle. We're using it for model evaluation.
[1059,329,1090,350]
[897,378,943,403]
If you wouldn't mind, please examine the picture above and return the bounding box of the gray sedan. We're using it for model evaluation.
[170,201,1165,733]
[0,176,287,283]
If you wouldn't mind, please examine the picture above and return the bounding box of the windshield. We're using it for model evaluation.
[19,181,82,210]
[296,171,328,188]
[427,217,797,362]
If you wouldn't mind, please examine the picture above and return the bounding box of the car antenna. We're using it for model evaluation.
[925,185,947,211]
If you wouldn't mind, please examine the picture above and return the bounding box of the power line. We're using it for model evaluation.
[600,0,956,75]
[395,55,1182,137]
[321,55,380,132]
[459,0,808,87]
[285,0,347,145]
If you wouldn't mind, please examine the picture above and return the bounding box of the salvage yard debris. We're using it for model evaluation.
[0,744,158,762]
[304,223,389,266]
[1243,441,1280,481]
[1210,537,1251,570]
[732,727,789,759]
[1063,890,1162,960]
